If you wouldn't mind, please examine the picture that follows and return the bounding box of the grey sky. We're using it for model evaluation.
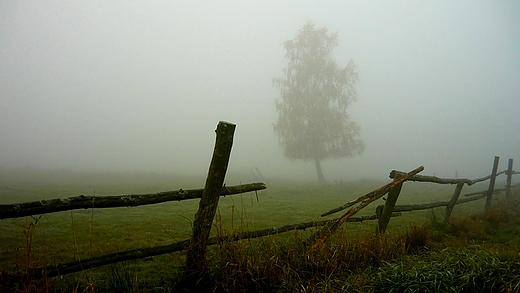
[1,1,519,182]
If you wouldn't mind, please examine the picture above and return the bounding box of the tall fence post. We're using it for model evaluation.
[484,156,500,212]
[185,121,236,273]
[506,159,513,199]
[376,183,403,234]
[444,182,464,223]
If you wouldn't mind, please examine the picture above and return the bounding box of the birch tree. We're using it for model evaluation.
[273,21,364,183]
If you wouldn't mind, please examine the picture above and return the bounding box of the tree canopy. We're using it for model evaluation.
[273,21,365,183]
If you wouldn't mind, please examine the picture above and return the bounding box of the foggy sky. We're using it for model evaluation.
[1,1,519,182]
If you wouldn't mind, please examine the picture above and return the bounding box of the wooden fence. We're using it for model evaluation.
[1,121,518,280]
[375,156,520,234]
[1,121,266,279]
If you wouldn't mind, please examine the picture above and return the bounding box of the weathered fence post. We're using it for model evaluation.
[444,182,464,223]
[185,121,236,273]
[484,156,500,212]
[506,159,513,199]
[376,183,403,234]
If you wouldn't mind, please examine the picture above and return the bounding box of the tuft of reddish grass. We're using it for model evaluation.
[404,224,431,254]
[0,216,56,293]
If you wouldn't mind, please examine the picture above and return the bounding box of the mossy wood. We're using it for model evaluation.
[389,170,474,185]
[391,169,512,186]
[485,156,500,212]
[471,169,507,184]
[464,186,516,197]
[444,182,465,223]
[321,168,425,217]
[380,193,487,213]
[309,166,424,252]
[376,183,403,234]
[506,159,514,198]
[0,182,266,220]
[186,121,236,272]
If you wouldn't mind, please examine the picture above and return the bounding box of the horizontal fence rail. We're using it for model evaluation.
[5,213,401,280]
[390,170,519,186]
[377,193,487,214]
[465,184,520,197]
[381,157,518,231]
[0,182,266,220]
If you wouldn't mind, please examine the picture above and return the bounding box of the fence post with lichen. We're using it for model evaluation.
[506,159,513,199]
[376,182,403,234]
[444,181,465,223]
[185,121,236,273]
[484,156,500,212]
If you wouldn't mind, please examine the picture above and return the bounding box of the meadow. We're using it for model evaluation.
[1,168,519,292]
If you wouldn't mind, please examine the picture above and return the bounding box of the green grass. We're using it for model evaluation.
[0,168,519,292]
[373,248,520,293]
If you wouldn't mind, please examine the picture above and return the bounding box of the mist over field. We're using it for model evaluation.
[1,1,519,183]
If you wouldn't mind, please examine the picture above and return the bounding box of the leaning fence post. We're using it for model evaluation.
[444,182,464,223]
[484,156,500,212]
[506,159,513,199]
[185,121,236,273]
[376,183,403,235]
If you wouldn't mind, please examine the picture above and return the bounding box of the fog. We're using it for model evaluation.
[1,1,519,183]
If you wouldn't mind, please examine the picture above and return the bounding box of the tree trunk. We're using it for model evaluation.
[314,156,326,183]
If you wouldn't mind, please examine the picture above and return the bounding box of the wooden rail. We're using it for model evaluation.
[4,213,400,281]
[380,156,517,232]
[0,183,266,220]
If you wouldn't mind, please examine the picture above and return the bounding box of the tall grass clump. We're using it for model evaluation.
[101,261,139,293]
[172,223,433,292]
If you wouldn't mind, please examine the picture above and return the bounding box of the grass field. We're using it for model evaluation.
[1,168,519,292]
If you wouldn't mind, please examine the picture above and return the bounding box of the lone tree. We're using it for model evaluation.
[273,21,365,183]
